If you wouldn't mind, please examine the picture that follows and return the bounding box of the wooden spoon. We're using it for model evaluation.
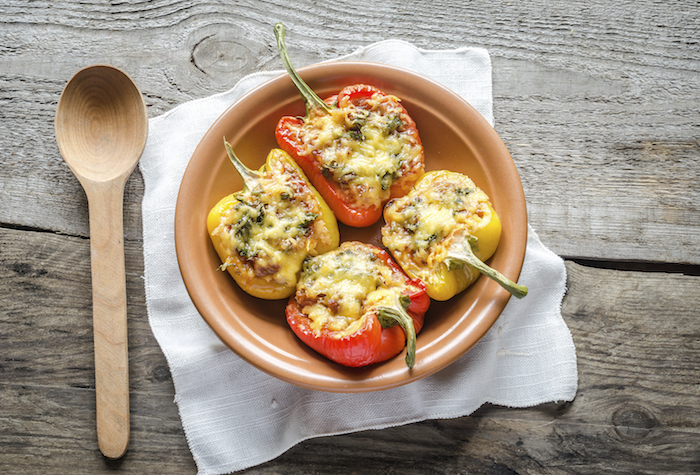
[54,65,148,459]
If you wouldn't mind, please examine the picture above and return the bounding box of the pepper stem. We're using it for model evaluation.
[273,23,331,115]
[223,138,261,192]
[376,295,417,369]
[445,233,528,299]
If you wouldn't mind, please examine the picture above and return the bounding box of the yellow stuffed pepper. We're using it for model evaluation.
[208,141,340,300]
[381,170,527,301]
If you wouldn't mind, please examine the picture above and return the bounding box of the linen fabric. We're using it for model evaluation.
[140,39,578,475]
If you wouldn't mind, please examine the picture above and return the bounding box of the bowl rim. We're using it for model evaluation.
[175,61,528,392]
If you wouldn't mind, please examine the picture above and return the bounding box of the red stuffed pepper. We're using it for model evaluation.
[286,241,430,369]
[273,23,425,228]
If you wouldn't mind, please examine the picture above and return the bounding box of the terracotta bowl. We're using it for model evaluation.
[175,62,527,392]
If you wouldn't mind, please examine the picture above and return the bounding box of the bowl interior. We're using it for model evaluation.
[175,62,527,392]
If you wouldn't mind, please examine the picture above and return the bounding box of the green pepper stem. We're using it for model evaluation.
[223,138,261,192]
[376,295,417,369]
[445,235,528,299]
[274,23,331,115]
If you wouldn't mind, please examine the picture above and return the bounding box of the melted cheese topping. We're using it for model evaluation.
[211,158,333,287]
[381,171,494,284]
[295,242,406,338]
[290,89,423,208]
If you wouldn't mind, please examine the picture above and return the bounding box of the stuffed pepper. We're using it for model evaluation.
[273,23,425,228]
[207,141,340,300]
[286,241,430,369]
[381,170,528,301]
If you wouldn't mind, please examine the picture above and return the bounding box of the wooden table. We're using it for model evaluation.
[2,1,698,473]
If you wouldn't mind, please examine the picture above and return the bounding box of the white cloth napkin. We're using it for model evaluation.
[140,40,578,475]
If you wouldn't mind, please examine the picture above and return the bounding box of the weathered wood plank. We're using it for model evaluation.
[1,0,699,263]
[0,384,196,475]
[0,227,172,395]
[2,226,698,473]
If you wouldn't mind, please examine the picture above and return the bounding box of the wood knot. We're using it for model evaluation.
[188,25,259,78]
[611,405,657,441]
[151,365,171,382]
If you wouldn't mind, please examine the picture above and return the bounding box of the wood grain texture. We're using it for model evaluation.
[1,0,699,262]
[1,0,699,473]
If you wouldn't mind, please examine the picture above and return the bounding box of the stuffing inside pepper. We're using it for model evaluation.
[208,145,339,300]
[296,243,409,338]
[283,88,424,212]
[273,23,424,227]
[382,170,527,301]
[286,241,430,368]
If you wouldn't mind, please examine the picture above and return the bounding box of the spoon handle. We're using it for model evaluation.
[85,179,131,459]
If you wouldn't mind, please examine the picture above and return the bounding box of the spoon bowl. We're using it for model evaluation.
[56,65,148,182]
[55,64,148,459]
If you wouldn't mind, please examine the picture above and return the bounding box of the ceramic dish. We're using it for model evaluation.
[175,61,527,392]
